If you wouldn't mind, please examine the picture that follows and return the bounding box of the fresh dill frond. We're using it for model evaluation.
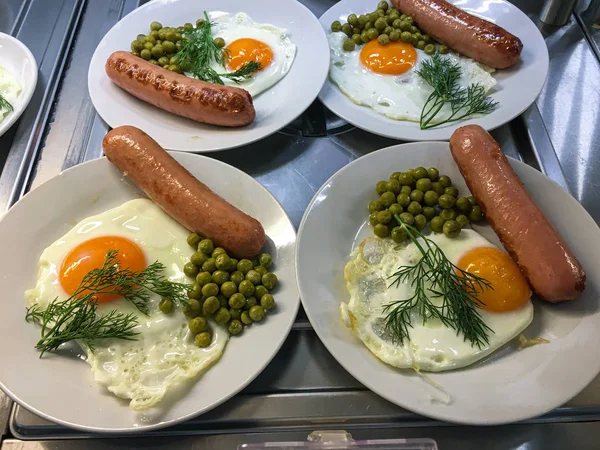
[0,93,13,113]
[175,10,260,85]
[25,249,192,356]
[382,215,494,349]
[415,53,498,129]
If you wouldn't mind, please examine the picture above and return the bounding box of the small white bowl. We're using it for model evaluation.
[0,33,38,138]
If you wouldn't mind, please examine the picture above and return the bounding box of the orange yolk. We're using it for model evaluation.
[360,40,417,75]
[457,247,530,313]
[225,38,273,71]
[59,236,146,304]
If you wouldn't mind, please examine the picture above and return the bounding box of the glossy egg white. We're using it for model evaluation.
[0,65,21,123]
[342,229,533,372]
[25,198,228,410]
[207,12,296,97]
[327,32,496,124]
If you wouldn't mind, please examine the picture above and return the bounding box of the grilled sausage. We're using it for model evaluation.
[102,125,265,259]
[449,125,585,302]
[105,51,255,127]
[391,0,523,69]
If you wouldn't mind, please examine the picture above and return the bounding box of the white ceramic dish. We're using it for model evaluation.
[88,0,329,153]
[296,141,600,425]
[0,152,299,432]
[318,0,549,141]
[0,33,37,138]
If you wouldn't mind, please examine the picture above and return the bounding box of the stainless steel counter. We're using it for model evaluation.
[1,0,599,448]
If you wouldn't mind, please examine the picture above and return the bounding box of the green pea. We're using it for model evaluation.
[203,296,220,315]
[158,56,169,66]
[212,270,229,285]
[241,311,253,325]
[404,16,414,25]
[131,50,140,57]
[393,18,403,29]
[396,193,410,208]
[369,12,380,22]
[188,283,202,300]
[469,205,484,223]
[445,187,459,198]
[400,31,412,42]
[143,42,154,51]
[398,212,415,226]
[150,21,162,31]
[456,214,469,228]
[246,270,262,285]
[409,189,424,203]
[439,175,451,188]
[424,44,436,55]
[412,167,427,179]
[388,203,403,216]
[400,21,411,32]
[137,33,146,41]
[214,308,231,325]
[438,194,456,209]
[378,1,389,11]
[230,271,244,286]
[255,285,269,300]
[183,299,202,318]
[439,45,449,54]
[376,210,392,224]
[230,309,241,321]
[431,181,444,195]
[189,316,208,334]
[214,254,231,271]
[175,40,184,51]
[181,22,193,32]
[409,25,419,34]
[260,294,275,311]
[410,35,419,46]
[169,56,178,65]
[140,48,152,60]
[386,179,401,195]
[467,196,477,206]
[376,180,388,195]
[331,20,342,32]
[198,239,214,255]
[262,273,278,290]
[348,14,359,25]
[417,40,426,50]
[151,44,163,57]
[424,190,439,206]
[196,18,205,27]
[456,197,472,213]
[369,213,378,226]
[213,37,225,48]
[358,14,368,25]
[162,40,176,53]
[202,258,216,273]
[378,34,390,45]
[195,331,212,348]
[341,23,353,37]
[380,191,396,207]
[254,265,267,277]
[422,206,436,221]
[165,31,176,42]
[212,247,227,258]
[245,296,258,310]
[218,294,228,308]
[249,305,265,322]
[237,280,255,298]
[367,28,379,40]
[361,30,370,43]
[352,34,362,45]
[427,167,440,181]
[364,21,373,31]
[384,26,393,35]
[195,272,212,287]
[220,281,237,298]
[422,34,431,43]
[343,38,356,51]
[414,214,427,231]
[189,252,206,267]
[398,172,414,186]
[236,259,254,274]
[228,320,243,335]
[389,30,400,41]
[439,208,457,221]
[391,226,407,243]
[375,17,387,31]
[374,223,389,238]
[407,201,422,215]
[400,185,412,195]
[443,220,461,238]
[159,298,173,314]
[183,262,199,278]
[131,40,144,52]
[430,216,445,233]
[144,35,156,45]
[202,283,219,297]
[369,199,385,213]
[229,293,246,310]
[415,178,432,192]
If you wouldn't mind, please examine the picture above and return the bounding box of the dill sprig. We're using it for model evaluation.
[415,53,498,129]
[175,11,261,85]
[25,249,192,356]
[382,215,494,349]
[0,93,13,113]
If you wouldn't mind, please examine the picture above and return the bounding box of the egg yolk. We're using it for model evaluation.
[59,236,146,303]
[457,247,530,313]
[360,40,417,75]
[225,38,273,72]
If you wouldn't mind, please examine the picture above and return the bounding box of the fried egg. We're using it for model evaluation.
[26,198,228,410]
[327,32,496,124]
[0,65,21,122]
[342,229,533,372]
[207,12,296,97]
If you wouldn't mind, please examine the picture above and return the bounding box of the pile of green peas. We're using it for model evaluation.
[367,167,484,241]
[159,233,278,347]
[331,1,448,55]
[129,18,207,72]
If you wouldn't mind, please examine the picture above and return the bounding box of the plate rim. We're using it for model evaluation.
[0,151,300,433]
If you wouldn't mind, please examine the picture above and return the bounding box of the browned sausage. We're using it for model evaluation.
[105,51,255,127]
[102,125,265,259]
[391,0,523,69]
[449,125,585,302]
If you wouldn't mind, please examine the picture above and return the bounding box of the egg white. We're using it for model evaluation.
[26,198,228,410]
[342,229,533,372]
[0,65,21,122]
[327,32,497,124]
[205,12,296,97]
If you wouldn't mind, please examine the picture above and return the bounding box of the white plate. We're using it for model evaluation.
[318,0,549,141]
[0,33,37,138]
[296,142,600,425]
[0,152,299,432]
[88,0,329,152]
